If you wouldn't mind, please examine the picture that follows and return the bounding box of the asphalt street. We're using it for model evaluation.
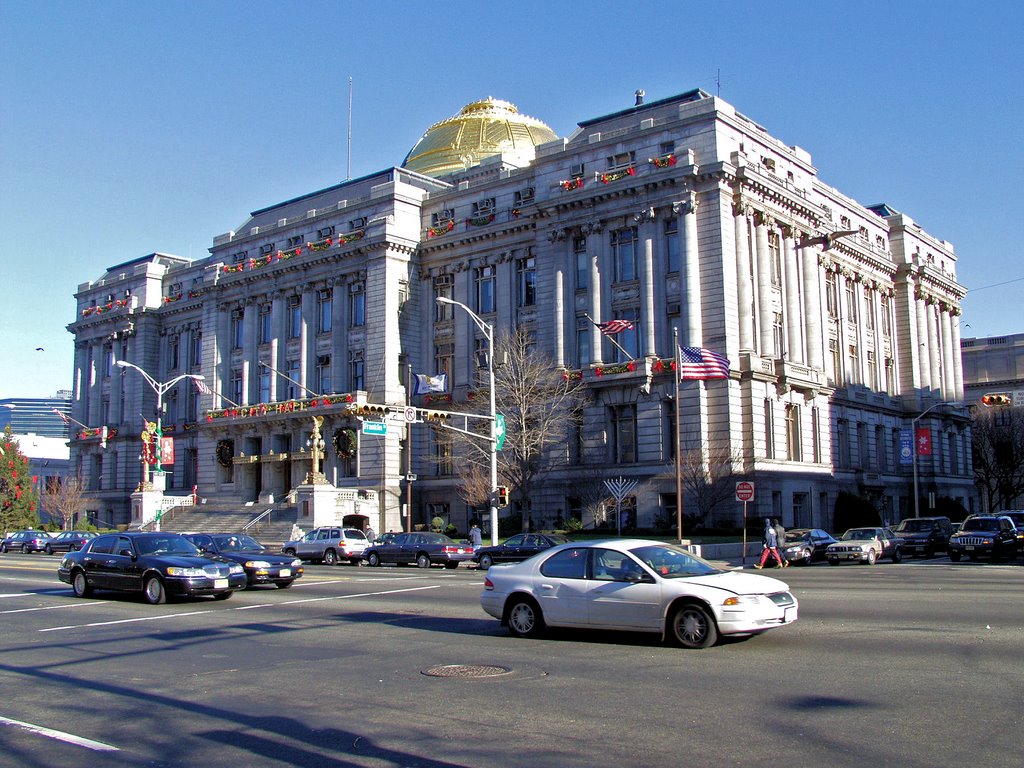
[0,552,1021,768]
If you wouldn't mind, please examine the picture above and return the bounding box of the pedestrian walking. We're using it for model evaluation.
[756,519,784,569]
[468,522,483,551]
[773,519,789,567]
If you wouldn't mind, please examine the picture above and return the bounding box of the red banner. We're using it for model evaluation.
[915,427,932,456]
[160,437,175,466]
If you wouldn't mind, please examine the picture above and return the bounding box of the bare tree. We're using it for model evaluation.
[41,475,89,530]
[972,406,1024,511]
[445,328,587,527]
[649,438,740,530]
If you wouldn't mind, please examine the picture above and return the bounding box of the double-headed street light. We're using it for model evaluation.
[115,360,205,487]
[435,296,499,547]
[912,400,964,518]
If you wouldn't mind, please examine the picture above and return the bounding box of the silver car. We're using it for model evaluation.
[282,527,368,565]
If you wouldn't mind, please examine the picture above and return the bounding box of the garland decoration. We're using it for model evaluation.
[249,254,274,269]
[594,361,636,377]
[163,294,182,304]
[337,230,364,245]
[466,213,495,227]
[333,428,357,459]
[561,369,583,381]
[205,393,355,422]
[308,237,333,252]
[561,178,584,191]
[427,220,455,238]
[222,263,245,274]
[277,246,302,261]
[600,167,636,184]
[216,440,234,468]
[651,358,676,375]
[650,154,677,168]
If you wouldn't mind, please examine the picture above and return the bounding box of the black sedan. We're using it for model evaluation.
[183,533,304,589]
[44,530,97,555]
[472,533,572,570]
[363,532,474,569]
[58,531,247,604]
[779,528,837,566]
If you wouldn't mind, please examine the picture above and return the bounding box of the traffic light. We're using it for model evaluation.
[356,404,390,420]
[496,486,509,507]
[419,408,449,423]
[980,393,1012,407]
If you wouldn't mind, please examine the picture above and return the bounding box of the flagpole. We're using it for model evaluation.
[405,363,412,534]
[674,328,683,544]
[584,313,635,361]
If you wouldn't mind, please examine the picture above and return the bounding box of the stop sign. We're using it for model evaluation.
[735,481,755,502]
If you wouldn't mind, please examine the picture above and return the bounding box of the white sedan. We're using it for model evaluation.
[480,539,798,649]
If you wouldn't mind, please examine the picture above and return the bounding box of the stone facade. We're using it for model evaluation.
[67,89,975,532]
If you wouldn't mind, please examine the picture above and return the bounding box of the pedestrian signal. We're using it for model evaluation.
[497,486,509,507]
[980,393,1012,407]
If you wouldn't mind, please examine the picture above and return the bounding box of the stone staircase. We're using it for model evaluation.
[151,502,300,548]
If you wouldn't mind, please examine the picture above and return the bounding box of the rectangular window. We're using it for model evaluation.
[190,332,202,368]
[168,335,179,371]
[316,355,331,395]
[769,231,782,287]
[434,276,454,320]
[514,187,535,206]
[857,422,869,470]
[288,296,301,339]
[811,407,821,463]
[880,294,893,338]
[837,419,850,468]
[847,345,859,384]
[476,265,495,314]
[230,308,244,350]
[434,343,453,387]
[607,150,635,169]
[230,369,243,406]
[864,290,875,331]
[574,237,588,290]
[876,425,887,471]
[786,403,801,462]
[349,351,364,391]
[611,227,638,282]
[773,312,785,357]
[664,218,680,274]
[349,282,365,327]
[285,359,301,400]
[576,321,591,368]
[825,273,839,319]
[845,281,858,323]
[259,303,272,344]
[610,308,640,362]
[286,234,303,248]
[765,399,775,459]
[317,288,333,334]
[610,404,637,464]
[829,339,841,384]
[472,197,495,217]
[866,351,877,390]
[258,367,271,403]
[517,255,536,307]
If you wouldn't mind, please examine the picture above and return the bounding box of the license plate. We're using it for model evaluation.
[214,578,228,589]
[846,554,859,559]
[965,546,975,551]
[784,607,796,622]
[279,569,291,577]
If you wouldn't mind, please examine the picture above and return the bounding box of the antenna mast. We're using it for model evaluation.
[347,77,353,180]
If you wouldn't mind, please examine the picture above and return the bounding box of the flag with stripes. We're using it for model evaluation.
[679,346,730,381]
[194,378,213,395]
[597,319,634,335]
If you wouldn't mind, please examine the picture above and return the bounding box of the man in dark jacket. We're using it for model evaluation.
[773,519,789,567]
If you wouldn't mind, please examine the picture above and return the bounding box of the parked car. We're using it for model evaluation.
[363,532,474,569]
[480,539,797,649]
[947,516,1019,562]
[281,527,368,565]
[997,511,1024,553]
[44,531,97,555]
[183,533,304,589]
[473,533,572,570]
[779,528,837,566]
[57,531,247,604]
[892,516,954,558]
[826,527,903,565]
[1,530,52,554]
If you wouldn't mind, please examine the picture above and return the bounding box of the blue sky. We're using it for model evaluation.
[2,0,1021,399]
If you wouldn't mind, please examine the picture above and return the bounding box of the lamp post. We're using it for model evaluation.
[115,361,205,488]
[436,296,498,547]
[912,400,963,518]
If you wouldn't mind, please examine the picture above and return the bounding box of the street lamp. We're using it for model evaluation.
[115,360,205,488]
[912,400,964,518]
[436,296,499,547]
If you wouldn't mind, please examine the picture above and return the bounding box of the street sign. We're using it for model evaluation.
[495,413,506,451]
[403,406,419,423]
[362,421,387,436]
[735,481,755,503]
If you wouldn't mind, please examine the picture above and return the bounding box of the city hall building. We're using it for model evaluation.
[68,88,975,533]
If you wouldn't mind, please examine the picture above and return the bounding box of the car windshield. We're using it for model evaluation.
[841,529,876,540]
[344,529,367,540]
[895,520,933,533]
[135,535,201,556]
[213,535,263,552]
[961,519,998,532]
[786,530,812,542]
[629,544,722,578]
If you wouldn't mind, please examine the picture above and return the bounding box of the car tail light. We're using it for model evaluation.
[442,546,458,553]
[483,577,494,590]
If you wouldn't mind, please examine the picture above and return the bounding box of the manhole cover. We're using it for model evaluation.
[421,664,511,678]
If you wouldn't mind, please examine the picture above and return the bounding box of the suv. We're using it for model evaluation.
[948,516,1019,562]
[282,527,368,565]
[997,511,1024,554]
[892,516,954,558]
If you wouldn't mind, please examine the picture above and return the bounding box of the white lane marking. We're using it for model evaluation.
[1,602,104,615]
[279,584,441,605]
[0,593,33,598]
[0,715,119,752]
[40,610,214,633]
[233,603,274,610]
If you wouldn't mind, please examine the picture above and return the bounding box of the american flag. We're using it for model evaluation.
[194,378,213,395]
[597,319,634,335]
[679,346,730,380]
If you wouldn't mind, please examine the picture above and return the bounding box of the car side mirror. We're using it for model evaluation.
[119,548,135,559]
[624,571,654,584]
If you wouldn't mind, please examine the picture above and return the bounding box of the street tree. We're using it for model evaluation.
[0,426,40,531]
[41,474,89,531]
[972,405,1024,511]
[649,437,740,531]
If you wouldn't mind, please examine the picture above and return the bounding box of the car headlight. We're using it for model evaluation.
[723,595,763,606]
[166,566,206,577]
[291,559,302,568]
[244,560,272,569]
[228,564,244,574]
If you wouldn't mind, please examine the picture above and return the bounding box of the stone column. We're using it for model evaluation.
[586,221,605,365]
[331,280,346,394]
[242,299,258,405]
[270,291,285,401]
[754,211,775,357]
[940,306,956,402]
[548,228,568,367]
[676,194,701,348]
[802,244,824,370]
[783,228,803,363]
[637,208,657,356]
[216,303,231,408]
[914,291,931,394]
[950,309,964,400]
[926,300,942,397]
[734,203,754,351]
[301,288,315,393]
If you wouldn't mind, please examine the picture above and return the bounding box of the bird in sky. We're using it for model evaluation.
[35,347,44,351]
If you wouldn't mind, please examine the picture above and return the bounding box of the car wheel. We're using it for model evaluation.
[21,545,28,554]
[924,546,935,559]
[479,554,494,570]
[283,548,296,556]
[800,549,812,567]
[323,549,338,566]
[670,603,719,649]
[0,544,6,553]
[950,552,961,562]
[144,576,166,605]
[368,552,381,567]
[506,596,545,638]
[416,554,431,569]
[213,591,233,600]
[45,544,53,555]
[891,548,903,564]
[72,570,92,598]
[276,581,294,589]
[865,549,877,565]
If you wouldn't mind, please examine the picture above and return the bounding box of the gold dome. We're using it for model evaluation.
[402,97,559,177]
